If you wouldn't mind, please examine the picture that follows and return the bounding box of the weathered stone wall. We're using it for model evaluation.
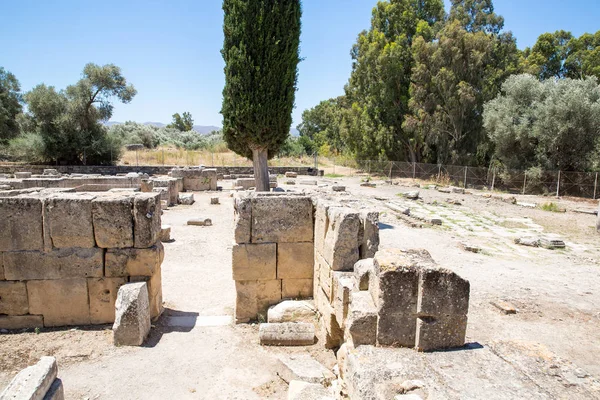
[233,193,314,323]
[0,191,164,330]
[169,168,217,191]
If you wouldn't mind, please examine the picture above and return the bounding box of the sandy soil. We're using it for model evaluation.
[1,176,599,399]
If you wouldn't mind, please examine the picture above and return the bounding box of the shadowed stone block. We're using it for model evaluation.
[0,281,29,315]
[112,282,151,346]
[130,264,164,319]
[345,291,377,347]
[415,315,468,352]
[276,354,335,385]
[359,211,380,259]
[259,322,315,346]
[282,279,313,299]
[277,242,314,279]
[354,258,374,291]
[323,207,361,271]
[251,196,313,243]
[0,197,44,251]
[133,193,161,248]
[235,280,281,323]
[92,195,134,248]
[28,279,90,327]
[105,242,164,277]
[234,196,251,244]
[332,272,355,329]
[88,277,127,324]
[232,243,277,281]
[45,194,96,248]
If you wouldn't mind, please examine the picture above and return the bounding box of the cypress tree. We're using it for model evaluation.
[221,0,302,191]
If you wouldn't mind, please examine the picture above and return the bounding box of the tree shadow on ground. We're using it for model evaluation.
[378,222,395,230]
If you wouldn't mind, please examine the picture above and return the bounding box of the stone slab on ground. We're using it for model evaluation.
[267,300,316,323]
[287,380,333,400]
[112,282,151,346]
[187,218,212,226]
[178,193,195,205]
[259,322,315,346]
[0,356,58,400]
[276,353,335,385]
[159,225,171,242]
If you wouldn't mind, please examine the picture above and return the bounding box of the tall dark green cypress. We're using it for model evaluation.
[221,0,302,191]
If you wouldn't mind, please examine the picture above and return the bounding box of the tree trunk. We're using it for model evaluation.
[252,147,270,192]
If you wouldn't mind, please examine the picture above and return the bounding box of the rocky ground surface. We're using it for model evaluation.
[1,175,599,399]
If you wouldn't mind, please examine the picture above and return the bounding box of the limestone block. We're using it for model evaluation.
[130,265,164,319]
[44,194,96,248]
[418,268,470,317]
[152,187,169,202]
[317,253,333,301]
[140,179,153,192]
[200,168,218,191]
[282,279,313,299]
[4,248,104,280]
[251,196,313,243]
[359,211,380,259]
[259,322,315,346]
[159,225,171,242]
[92,195,134,248]
[232,243,277,280]
[337,342,353,380]
[210,197,219,205]
[178,193,195,205]
[354,258,374,290]
[151,178,178,206]
[234,280,281,323]
[0,281,29,315]
[0,315,44,330]
[276,354,335,385]
[332,185,345,192]
[415,315,468,352]
[277,242,314,279]
[88,277,127,324]
[287,381,334,400]
[0,356,58,400]
[323,207,361,271]
[105,242,164,277]
[45,378,65,400]
[314,200,333,257]
[112,282,151,346]
[133,193,161,248]
[187,218,212,226]
[285,172,298,178]
[332,272,355,328]
[0,197,44,251]
[234,196,252,244]
[314,286,343,349]
[345,291,377,347]
[14,172,32,179]
[27,279,90,327]
[235,178,255,190]
[267,300,315,323]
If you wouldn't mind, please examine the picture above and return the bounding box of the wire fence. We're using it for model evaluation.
[347,160,600,199]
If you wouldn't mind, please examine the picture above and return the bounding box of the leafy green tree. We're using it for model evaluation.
[221,0,301,191]
[297,97,347,154]
[167,112,194,131]
[18,63,135,164]
[522,31,573,79]
[484,74,600,171]
[0,67,23,143]
[345,0,445,162]
[448,0,504,34]
[564,31,600,80]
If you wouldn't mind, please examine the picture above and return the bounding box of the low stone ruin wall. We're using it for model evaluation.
[169,167,217,191]
[0,191,164,330]
[233,193,314,323]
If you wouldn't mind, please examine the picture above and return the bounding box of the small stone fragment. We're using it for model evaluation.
[276,354,335,385]
[210,197,219,205]
[112,282,151,346]
[354,259,374,290]
[285,172,298,178]
[514,237,539,247]
[287,380,334,400]
[159,225,171,242]
[300,180,317,186]
[187,218,212,226]
[332,186,346,192]
[178,193,195,205]
[491,300,517,314]
[461,243,480,253]
[0,356,58,399]
[268,300,316,323]
[404,191,419,200]
[259,322,315,346]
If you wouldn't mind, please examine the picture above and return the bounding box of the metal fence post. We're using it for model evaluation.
[367,160,371,175]
[522,173,527,195]
[491,167,496,192]
[389,162,393,182]
[594,172,598,200]
[412,162,416,180]
[556,171,561,197]
[463,167,468,188]
[437,164,441,182]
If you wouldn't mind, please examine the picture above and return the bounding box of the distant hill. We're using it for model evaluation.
[106,121,300,136]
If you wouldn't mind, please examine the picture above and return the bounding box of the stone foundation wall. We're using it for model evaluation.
[233,193,314,323]
[0,191,164,330]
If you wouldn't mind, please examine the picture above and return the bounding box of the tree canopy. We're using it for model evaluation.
[168,112,194,131]
[0,67,23,143]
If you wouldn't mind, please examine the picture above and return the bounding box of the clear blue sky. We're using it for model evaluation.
[1,0,599,128]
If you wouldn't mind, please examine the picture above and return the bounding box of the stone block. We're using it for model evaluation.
[0,315,44,330]
[151,178,178,206]
[317,253,333,301]
[234,195,252,244]
[345,291,377,347]
[0,197,44,251]
[359,211,380,259]
[314,286,343,349]
[44,194,96,248]
[4,248,103,280]
[105,242,164,277]
[276,354,335,385]
[332,272,355,328]
[130,266,164,319]
[314,200,333,257]
[92,195,134,248]
[234,280,281,323]
[210,197,219,205]
[0,281,29,315]
[0,261,4,280]
[323,207,361,271]
[232,243,277,281]
[27,279,90,327]
[259,322,315,346]
[415,315,468,351]
[88,277,127,324]
[251,196,313,243]
[159,225,171,242]
[354,258,374,290]
[285,172,298,178]
[235,178,255,190]
[14,172,32,179]
[187,218,212,226]
[277,242,314,279]
[287,381,334,400]
[418,268,470,317]
[45,378,65,400]
[282,279,313,299]
[178,193,195,205]
[0,356,58,400]
[112,282,151,346]
[332,186,345,192]
[133,193,161,248]
[267,300,315,323]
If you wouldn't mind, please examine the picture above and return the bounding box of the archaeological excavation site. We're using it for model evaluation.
[0,165,600,400]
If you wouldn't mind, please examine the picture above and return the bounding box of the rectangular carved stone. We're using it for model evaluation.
[277,242,314,279]
[317,253,333,301]
[234,280,281,323]
[92,195,134,248]
[0,197,44,251]
[0,356,58,400]
[314,286,343,349]
[282,279,313,299]
[27,279,90,327]
[234,195,252,244]
[105,242,164,277]
[259,322,315,346]
[88,277,127,324]
[314,200,333,257]
[0,281,29,315]
[112,282,151,346]
[332,272,355,329]
[345,291,377,347]
[359,210,380,259]
[130,265,164,319]
[323,207,361,271]
[0,315,44,330]
[251,196,313,243]
[4,248,104,280]
[44,194,96,249]
[232,243,277,281]
[415,315,468,351]
[418,268,470,316]
[133,193,161,248]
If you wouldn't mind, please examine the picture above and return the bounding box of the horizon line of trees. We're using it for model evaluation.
[297,0,600,174]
